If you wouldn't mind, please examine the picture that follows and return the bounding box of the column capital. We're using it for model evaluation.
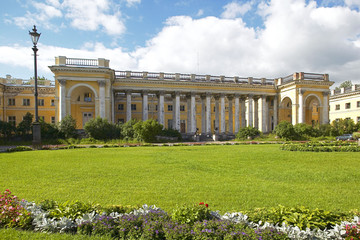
[322,91,330,97]
[186,92,196,98]
[171,91,181,98]
[220,93,225,98]
[200,93,206,99]
[206,92,212,97]
[58,79,66,86]
[125,90,132,95]
[141,90,149,96]
[227,94,234,100]
[234,93,240,98]
[299,89,306,95]
[214,94,220,100]
[98,80,106,87]
[262,95,267,100]
[248,94,254,99]
[156,91,165,97]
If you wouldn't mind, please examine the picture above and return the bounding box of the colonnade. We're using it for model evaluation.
[117,90,277,135]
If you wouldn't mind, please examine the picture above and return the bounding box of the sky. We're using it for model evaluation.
[1,0,360,87]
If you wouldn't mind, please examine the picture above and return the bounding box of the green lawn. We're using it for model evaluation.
[1,144,359,213]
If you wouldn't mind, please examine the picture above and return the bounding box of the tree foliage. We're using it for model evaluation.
[58,115,77,139]
[133,119,163,142]
[84,117,121,140]
[275,121,298,140]
[236,126,260,140]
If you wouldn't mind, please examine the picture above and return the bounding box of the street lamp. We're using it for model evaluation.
[29,25,41,147]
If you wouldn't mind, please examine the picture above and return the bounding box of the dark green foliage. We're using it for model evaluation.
[293,123,318,139]
[16,112,33,136]
[171,203,212,225]
[331,118,358,136]
[236,126,261,140]
[39,119,62,139]
[133,119,163,142]
[84,117,121,140]
[274,121,298,140]
[58,115,78,139]
[280,141,360,152]
[0,120,16,139]
[7,146,33,152]
[160,128,182,141]
[121,119,138,140]
[245,205,350,230]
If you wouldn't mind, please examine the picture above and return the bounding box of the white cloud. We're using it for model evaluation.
[196,9,204,17]
[125,0,141,7]
[11,0,126,36]
[221,1,253,19]
[345,0,360,8]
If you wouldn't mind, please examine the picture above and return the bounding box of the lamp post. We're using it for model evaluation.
[29,25,41,147]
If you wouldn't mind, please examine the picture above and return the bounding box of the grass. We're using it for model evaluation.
[1,144,360,213]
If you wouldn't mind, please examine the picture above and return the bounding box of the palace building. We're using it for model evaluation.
[329,85,360,123]
[1,56,334,139]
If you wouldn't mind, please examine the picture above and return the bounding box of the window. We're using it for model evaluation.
[180,105,185,111]
[168,119,173,129]
[335,104,340,110]
[155,105,158,111]
[345,102,351,109]
[213,106,216,112]
[51,116,55,124]
[168,105,173,111]
[84,93,92,102]
[8,116,16,125]
[131,104,136,110]
[8,98,15,106]
[23,99,30,106]
[38,99,44,106]
[51,99,55,106]
[118,104,124,110]
[118,119,124,124]
[357,101,360,108]
[357,117,360,123]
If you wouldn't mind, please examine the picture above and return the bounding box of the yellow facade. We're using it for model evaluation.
[329,85,360,123]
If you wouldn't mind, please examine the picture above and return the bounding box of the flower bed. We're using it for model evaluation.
[280,141,360,152]
[1,190,360,239]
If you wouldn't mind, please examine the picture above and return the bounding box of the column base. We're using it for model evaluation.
[32,122,42,149]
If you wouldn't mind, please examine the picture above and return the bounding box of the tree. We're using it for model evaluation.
[335,80,352,91]
[16,112,33,136]
[121,119,138,140]
[84,117,121,140]
[236,126,260,140]
[0,121,16,139]
[58,115,77,139]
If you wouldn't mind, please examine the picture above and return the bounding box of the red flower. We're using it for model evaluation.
[205,204,209,208]
[199,202,204,205]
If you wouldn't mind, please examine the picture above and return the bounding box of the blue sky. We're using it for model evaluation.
[1,0,360,86]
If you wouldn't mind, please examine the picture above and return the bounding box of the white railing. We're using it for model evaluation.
[65,58,98,66]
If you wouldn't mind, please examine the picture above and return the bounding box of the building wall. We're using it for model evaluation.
[329,86,360,123]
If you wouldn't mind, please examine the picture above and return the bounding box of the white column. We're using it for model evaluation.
[234,94,240,133]
[206,92,211,134]
[254,97,259,129]
[201,95,206,134]
[172,91,180,131]
[215,95,220,134]
[142,90,148,121]
[247,95,253,127]
[157,91,165,126]
[98,80,106,118]
[322,91,329,124]
[220,94,225,134]
[261,95,267,133]
[190,92,196,134]
[273,96,278,130]
[126,90,132,122]
[58,79,66,122]
[111,90,115,123]
[228,96,233,134]
[187,96,191,133]
[241,97,246,127]
[298,89,305,124]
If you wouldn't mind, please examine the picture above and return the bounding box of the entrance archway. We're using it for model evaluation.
[304,95,321,126]
[69,85,96,129]
[279,97,292,123]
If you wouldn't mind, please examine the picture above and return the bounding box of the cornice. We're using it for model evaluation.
[49,65,115,75]
[278,80,334,89]
[330,91,360,100]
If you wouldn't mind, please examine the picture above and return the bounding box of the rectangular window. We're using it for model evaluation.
[51,116,55,124]
[38,99,44,106]
[168,119,173,129]
[357,101,360,108]
[51,99,55,106]
[335,104,340,110]
[180,105,185,111]
[357,117,360,123]
[213,106,216,112]
[118,104,124,110]
[155,105,158,111]
[8,98,15,106]
[84,93,92,102]
[23,99,30,106]
[345,102,351,109]
[168,105,173,111]
[8,116,16,125]
[131,104,136,110]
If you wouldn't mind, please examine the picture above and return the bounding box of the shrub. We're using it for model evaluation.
[84,117,121,140]
[16,112,33,136]
[0,189,32,229]
[275,121,298,140]
[0,120,15,139]
[121,119,138,140]
[58,115,78,139]
[171,202,212,225]
[39,119,62,140]
[236,126,260,140]
[7,146,33,152]
[133,119,163,142]
[294,123,318,139]
[159,128,182,141]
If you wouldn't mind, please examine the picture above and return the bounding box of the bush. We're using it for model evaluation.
[275,121,298,140]
[171,202,212,225]
[0,120,15,139]
[84,117,121,140]
[58,115,78,139]
[133,119,163,142]
[159,128,182,141]
[236,126,260,140]
[294,123,318,139]
[7,146,33,152]
[16,112,33,136]
[39,119,62,140]
[121,119,138,140]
